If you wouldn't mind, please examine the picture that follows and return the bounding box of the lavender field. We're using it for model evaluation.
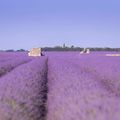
[0,51,120,120]
[0,52,48,120]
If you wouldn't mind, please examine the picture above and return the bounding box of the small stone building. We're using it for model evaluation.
[28,48,42,56]
[86,49,90,54]
[80,48,90,54]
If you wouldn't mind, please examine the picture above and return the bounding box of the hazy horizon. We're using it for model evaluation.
[0,0,120,50]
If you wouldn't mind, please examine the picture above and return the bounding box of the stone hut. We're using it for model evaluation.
[86,48,90,54]
[80,48,90,54]
[28,48,42,56]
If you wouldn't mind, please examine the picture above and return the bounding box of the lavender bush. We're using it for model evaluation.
[0,57,48,120]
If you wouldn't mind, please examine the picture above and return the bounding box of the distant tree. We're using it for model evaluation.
[17,49,26,52]
[71,45,74,49]
[6,49,14,52]
[63,43,66,48]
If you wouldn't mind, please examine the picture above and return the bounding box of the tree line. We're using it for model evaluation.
[42,46,120,51]
[1,47,120,52]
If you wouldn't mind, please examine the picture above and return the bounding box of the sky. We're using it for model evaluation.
[0,0,120,50]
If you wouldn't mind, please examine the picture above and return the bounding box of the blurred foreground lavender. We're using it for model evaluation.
[0,56,48,120]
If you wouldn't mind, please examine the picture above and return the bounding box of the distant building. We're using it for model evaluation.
[80,48,90,54]
[28,48,42,56]
[86,48,90,54]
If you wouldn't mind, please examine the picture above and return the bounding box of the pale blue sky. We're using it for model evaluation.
[0,0,120,50]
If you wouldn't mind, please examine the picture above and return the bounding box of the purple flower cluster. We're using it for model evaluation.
[0,55,48,120]
[47,52,120,120]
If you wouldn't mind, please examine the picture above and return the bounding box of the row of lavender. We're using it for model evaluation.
[0,52,34,77]
[77,53,120,96]
[47,52,120,120]
[0,55,48,120]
